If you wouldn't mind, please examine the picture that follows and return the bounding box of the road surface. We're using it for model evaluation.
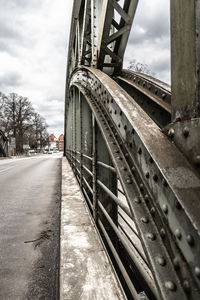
[0,153,62,299]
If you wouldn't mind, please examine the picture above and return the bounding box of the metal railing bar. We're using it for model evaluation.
[98,219,140,300]
[118,188,125,196]
[82,153,93,161]
[83,164,93,177]
[118,223,149,267]
[97,161,116,173]
[83,176,93,194]
[97,179,132,219]
[82,187,93,211]
[118,211,139,239]
[98,201,157,298]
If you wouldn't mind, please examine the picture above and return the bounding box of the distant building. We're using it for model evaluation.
[57,134,64,151]
[48,134,57,150]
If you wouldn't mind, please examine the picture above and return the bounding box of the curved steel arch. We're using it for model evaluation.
[65,1,200,299]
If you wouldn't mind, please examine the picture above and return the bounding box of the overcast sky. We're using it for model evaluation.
[0,0,170,137]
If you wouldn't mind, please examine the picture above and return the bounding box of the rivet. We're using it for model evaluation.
[162,93,166,99]
[126,178,133,184]
[141,217,149,223]
[195,266,200,278]
[118,123,121,128]
[125,153,129,158]
[131,166,136,172]
[138,80,140,84]
[183,280,190,293]
[121,166,127,171]
[143,81,145,87]
[194,155,200,165]
[175,200,181,209]
[147,233,156,241]
[162,178,168,187]
[140,183,144,191]
[162,204,168,214]
[183,127,189,138]
[135,197,141,203]
[118,157,122,160]
[149,157,153,163]
[165,281,176,291]
[156,256,166,266]
[146,172,150,178]
[168,128,174,139]
[150,207,155,216]
[138,148,142,155]
[173,257,180,270]
[153,174,158,182]
[160,228,165,239]
[175,229,182,240]
[187,234,194,246]
[155,89,158,95]
[144,194,149,202]
[148,85,151,90]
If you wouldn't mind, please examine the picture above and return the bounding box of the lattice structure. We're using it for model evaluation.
[65,1,200,299]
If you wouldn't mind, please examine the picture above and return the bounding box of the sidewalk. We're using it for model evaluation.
[60,157,125,300]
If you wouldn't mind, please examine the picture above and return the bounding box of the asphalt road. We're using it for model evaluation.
[0,153,62,300]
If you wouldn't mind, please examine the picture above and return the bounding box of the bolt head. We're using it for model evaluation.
[160,228,166,239]
[165,281,176,291]
[173,257,180,270]
[183,126,189,137]
[187,234,194,246]
[183,280,190,293]
[162,204,168,214]
[175,229,182,240]
[156,256,166,266]
[141,217,149,223]
[168,128,174,138]
[195,267,200,278]
[147,233,156,241]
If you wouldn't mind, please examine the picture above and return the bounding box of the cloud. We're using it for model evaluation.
[0,72,22,89]
[124,0,170,83]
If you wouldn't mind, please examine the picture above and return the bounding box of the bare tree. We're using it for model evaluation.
[127,59,155,77]
[0,92,49,154]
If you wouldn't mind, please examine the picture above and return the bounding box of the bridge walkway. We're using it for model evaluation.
[60,157,126,300]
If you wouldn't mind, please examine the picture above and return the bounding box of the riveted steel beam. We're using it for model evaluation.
[171,0,200,121]
[69,66,200,299]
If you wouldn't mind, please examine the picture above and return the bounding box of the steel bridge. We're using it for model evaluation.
[64,1,200,299]
[0,129,8,157]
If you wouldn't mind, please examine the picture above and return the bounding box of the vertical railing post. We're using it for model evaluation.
[92,114,98,223]
[96,126,118,246]
[80,91,83,188]
[171,0,200,121]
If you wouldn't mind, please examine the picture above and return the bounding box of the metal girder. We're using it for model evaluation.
[171,0,200,121]
[65,1,200,299]
[97,0,138,75]
[68,66,200,299]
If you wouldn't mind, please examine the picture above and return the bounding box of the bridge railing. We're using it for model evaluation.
[65,1,200,299]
